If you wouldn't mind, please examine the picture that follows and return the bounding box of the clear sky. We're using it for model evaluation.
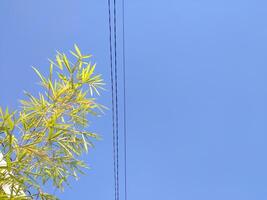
[1,0,267,199]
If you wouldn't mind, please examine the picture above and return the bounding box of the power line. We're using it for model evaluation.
[113,0,120,199]
[108,0,127,199]
[122,0,128,199]
[107,0,118,200]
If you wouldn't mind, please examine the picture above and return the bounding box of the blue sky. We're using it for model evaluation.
[1,0,267,199]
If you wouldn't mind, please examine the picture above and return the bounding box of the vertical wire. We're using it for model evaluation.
[122,0,128,199]
[113,0,120,199]
[107,0,118,199]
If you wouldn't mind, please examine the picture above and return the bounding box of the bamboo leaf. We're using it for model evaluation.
[70,51,79,59]
[81,134,88,153]
[74,44,82,57]
[56,55,63,70]
[62,54,71,73]
[32,67,46,83]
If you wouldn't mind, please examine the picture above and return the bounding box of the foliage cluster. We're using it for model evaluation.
[0,45,105,199]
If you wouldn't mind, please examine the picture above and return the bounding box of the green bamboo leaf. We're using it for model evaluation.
[74,44,82,57]
[56,55,63,70]
[49,63,53,81]
[32,67,46,83]
[70,51,79,59]
[88,63,96,78]
[81,134,88,153]
[57,141,72,156]
[62,54,71,73]
[82,54,92,59]
[48,80,55,97]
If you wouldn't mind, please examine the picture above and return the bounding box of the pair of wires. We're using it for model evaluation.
[107,0,127,199]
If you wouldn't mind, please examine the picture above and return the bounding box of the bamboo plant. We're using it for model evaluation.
[0,45,106,199]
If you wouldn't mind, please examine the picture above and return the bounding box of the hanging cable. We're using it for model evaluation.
[122,0,128,199]
[113,0,120,199]
[107,0,118,199]
[108,0,127,199]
